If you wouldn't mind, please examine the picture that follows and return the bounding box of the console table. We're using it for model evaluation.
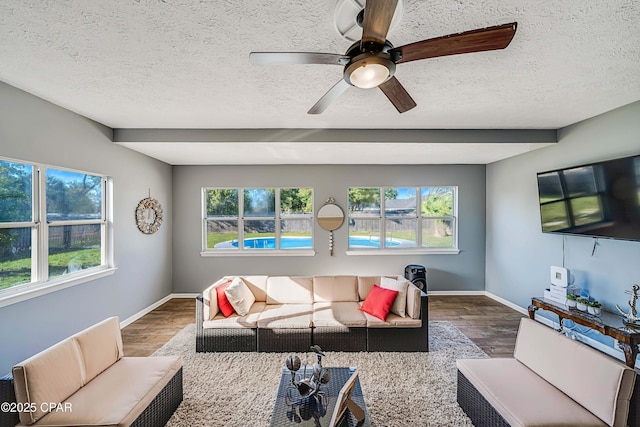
[270,366,370,427]
[529,297,640,368]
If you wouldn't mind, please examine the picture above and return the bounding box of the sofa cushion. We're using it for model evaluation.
[33,356,182,427]
[266,276,313,304]
[203,302,266,329]
[514,318,636,427]
[202,276,229,320]
[257,304,313,329]
[457,358,608,427]
[359,285,398,321]
[405,282,422,319]
[216,281,235,317]
[12,337,84,425]
[313,276,358,302]
[362,309,422,328]
[357,276,380,301]
[380,276,408,317]
[312,302,367,327]
[240,275,268,302]
[225,277,256,316]
[73,316,124,384]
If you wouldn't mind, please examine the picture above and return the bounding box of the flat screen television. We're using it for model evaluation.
[536,154,640,241]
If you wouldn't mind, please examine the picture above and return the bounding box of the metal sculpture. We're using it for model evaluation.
[285,345,330,398]
[616,284,640,325]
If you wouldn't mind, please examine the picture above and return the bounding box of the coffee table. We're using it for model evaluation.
[270,366,370,427]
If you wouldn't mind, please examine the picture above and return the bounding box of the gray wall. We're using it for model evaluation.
[173,164,486,293]
[0,82,173,374]
[486,101,640,312]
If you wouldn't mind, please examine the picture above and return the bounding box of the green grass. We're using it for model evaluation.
[0,248,101,290]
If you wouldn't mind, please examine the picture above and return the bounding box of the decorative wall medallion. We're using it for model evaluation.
[135,197,163,234]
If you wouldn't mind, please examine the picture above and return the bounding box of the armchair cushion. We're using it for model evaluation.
[12,338,84,425]
[73,316,124,384]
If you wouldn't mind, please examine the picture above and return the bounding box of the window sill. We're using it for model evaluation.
[0,267,117,308]
[346,248,460,256]
[201,250,316,257]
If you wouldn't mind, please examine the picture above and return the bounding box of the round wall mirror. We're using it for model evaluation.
[317,203,344,231]
[317,198,344,256]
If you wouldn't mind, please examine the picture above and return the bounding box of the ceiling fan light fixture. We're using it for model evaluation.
[344,54,395,89]
[350,63,389,88]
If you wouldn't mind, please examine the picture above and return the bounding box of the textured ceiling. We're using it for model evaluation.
[1,0,639,164]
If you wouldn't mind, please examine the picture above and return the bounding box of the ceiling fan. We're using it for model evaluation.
[250,0,517,114]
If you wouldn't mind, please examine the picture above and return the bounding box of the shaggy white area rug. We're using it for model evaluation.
[154,321,487,426]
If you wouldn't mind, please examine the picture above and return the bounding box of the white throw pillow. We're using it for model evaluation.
[224,277,256,316]
[380,276,408,318]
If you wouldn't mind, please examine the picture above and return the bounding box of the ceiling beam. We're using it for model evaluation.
[113,128,557,145]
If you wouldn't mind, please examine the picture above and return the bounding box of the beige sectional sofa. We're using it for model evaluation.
[457,317,637,427]
[0,317,182,427]
[196,275,428,352]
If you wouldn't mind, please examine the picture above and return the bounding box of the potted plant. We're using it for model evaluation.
[576,297,589,312]
[566,293,578,308]
[587,300,602,316]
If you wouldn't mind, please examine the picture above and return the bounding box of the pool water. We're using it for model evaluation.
[231,236,399,249]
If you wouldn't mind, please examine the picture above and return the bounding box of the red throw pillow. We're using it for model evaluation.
[360,285,398,321]
[216,281,235,317]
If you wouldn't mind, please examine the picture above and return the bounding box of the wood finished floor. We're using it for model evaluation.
[121,295,525,357]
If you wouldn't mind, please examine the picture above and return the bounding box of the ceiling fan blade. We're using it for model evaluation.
[307,79,350,115]
[378,77,416,113]
[391,22,517,64]
[361,0,398,47]
[250,52,349,66]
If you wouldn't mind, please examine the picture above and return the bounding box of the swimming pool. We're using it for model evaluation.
[216,235,401,249]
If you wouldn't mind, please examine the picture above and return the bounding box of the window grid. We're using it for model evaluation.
[0,158,111,293]
[348,186,457,250]
[203,187,313,252]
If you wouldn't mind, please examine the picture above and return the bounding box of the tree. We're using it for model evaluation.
[421,188,453,237]
[0,161,32,258]
[0,160,32,222]
[421,188,453,216]
[206,189,238,216]
[384,188,398,199]
[46,174,102,219]
[280,188,312,214]
[348,188,380,212]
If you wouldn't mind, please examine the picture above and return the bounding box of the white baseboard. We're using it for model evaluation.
[484,291,529,316]
[171,293,199,299]
[119,293,198,328]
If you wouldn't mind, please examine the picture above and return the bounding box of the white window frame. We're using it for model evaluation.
[0,157,115,308]
[201,187,315,257]
[346,186,460,255]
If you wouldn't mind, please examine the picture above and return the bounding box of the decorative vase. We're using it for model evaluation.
[566,299,577,308]
[577,302,588,312]
[588,306,601,316]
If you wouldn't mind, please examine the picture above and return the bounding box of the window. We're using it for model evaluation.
[347,186,457,252]
[0,157,112,302]
[203,187,313,254]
